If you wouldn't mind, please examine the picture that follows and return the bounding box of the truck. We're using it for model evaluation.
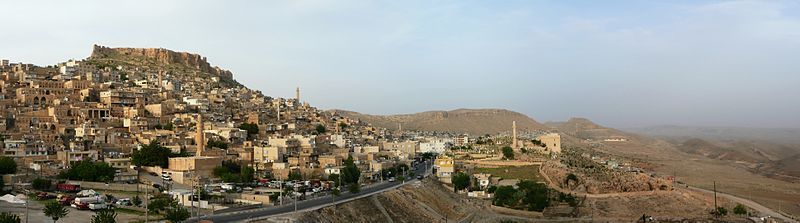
[74,196,102,205]
[56,183,81,192]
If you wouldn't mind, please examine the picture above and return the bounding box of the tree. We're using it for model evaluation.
[238,123,259,136]
[206,140,228,150]
[91,208,117,223]
[240,167,255,183]
[338,122,348,130]
[493,186,518,207]
[341,156,360,185]
[32,178,52,191]
[315,124,327,134]
[0,212,21,223]
[164,205,190,223]
[501,146,514,160]
[517,181,550,211]
[327,174,341,187]
[348,183,360,193]
[733,203,747,215]
[711,206,728,217]
[332,188,341,196]
[132,141,173,168]
[44,201,69,223]
[148,195,174,214]
[287,171,302,181]
[58,161,116,182]
[452,172,470,192]
[131,196,142,206]
[0,157,16,174]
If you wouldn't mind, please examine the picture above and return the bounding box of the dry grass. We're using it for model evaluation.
[475,165,542,181]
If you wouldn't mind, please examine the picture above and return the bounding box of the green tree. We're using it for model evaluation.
[348,183,360,193]
[287,171,302,181]
[238,123,259,136]
[206,140,228,150]
[315,124,327,134]
[0,157,16,174]
[338,122,348,130]
[711,206,728,217]
[341,156,360,185]
[32,178,52,191]
[327,174,341,187]
[452,172,470,192]
[132,141,173,168]
[493,186,518,207]
[164,204,190,223]
[501,146,514,160]
[0,212,21,223]
[91,208,117,223]
[147,196,174,214]
[43,201,69,223]
[517,181,550,211]
[733,203,747,215]
[58,161,116,182]
[131,196,142,206]
[240,167,255,183]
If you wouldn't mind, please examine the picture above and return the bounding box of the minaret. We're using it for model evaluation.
[276,105,281,121]
[157,71,163,89]
[195,114,205,156]
[512,121,518,149]
[296,86,300,102]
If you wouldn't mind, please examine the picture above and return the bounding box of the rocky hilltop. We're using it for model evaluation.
[90,44,233,80]
[331,108,549,135]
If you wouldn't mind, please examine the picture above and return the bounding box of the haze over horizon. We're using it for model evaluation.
[2,0,799,128]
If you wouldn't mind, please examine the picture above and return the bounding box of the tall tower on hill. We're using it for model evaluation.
[512,121,518,149]
[196,114,205,156]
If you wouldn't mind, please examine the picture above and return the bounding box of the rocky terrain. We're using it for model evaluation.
[330,108,550,135]
[90,44,234,79]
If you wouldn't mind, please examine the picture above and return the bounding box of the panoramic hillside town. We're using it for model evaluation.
[0,45,574,223]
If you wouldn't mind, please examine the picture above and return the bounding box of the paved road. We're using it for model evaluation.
[540,162,798,222]
[186,160,432,223]
[686,186,798,223]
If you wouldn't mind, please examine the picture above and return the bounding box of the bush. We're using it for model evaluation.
[348,183,360,193]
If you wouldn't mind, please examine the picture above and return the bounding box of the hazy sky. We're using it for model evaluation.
[2,0,799,128]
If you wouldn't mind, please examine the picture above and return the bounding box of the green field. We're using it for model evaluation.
[475,165,542,181]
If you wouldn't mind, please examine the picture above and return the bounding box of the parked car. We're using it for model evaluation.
[417,175,424,180]
[388,177,396,182]
[89,203,108,210]
[37,192,56,200]
[115,198,131,206]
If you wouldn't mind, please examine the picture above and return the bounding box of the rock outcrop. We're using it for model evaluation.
[90,44,233,79]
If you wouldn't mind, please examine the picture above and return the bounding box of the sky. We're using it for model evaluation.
[2,0,799,128]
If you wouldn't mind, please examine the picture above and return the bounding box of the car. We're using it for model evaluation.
[417,175,424,180]
[388,177,396,182]
[115,199,132,206]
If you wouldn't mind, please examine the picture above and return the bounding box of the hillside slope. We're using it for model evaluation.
[330,108,549,135]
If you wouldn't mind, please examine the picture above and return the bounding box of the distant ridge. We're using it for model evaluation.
[330,108,549,135]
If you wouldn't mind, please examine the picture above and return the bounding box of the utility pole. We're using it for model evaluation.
[145,184,149,223]
[713,181,718,219]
